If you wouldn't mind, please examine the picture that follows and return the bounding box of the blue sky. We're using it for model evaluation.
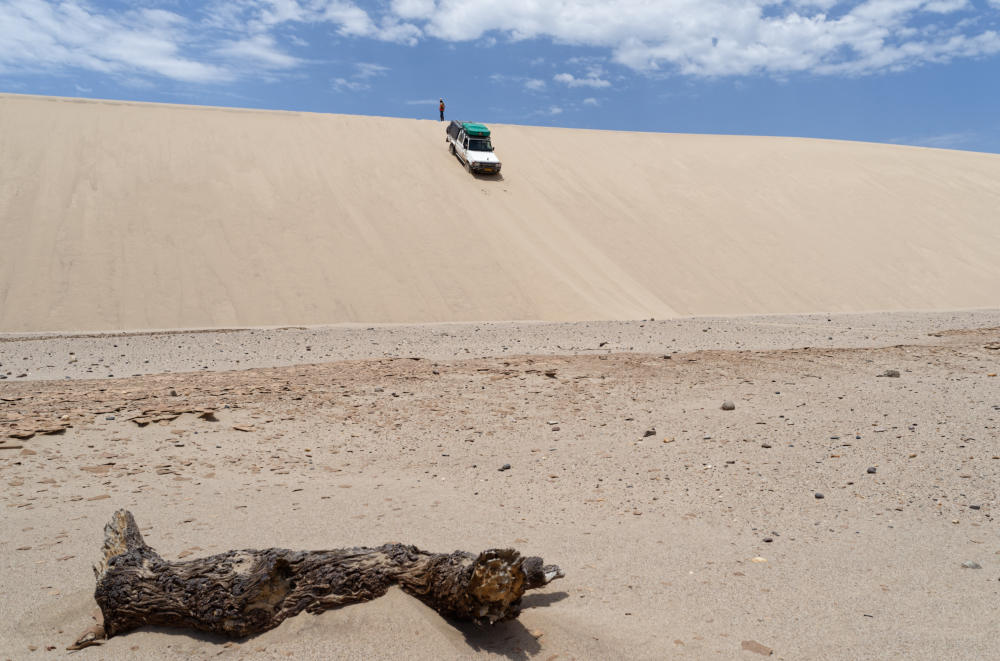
[2,1,999,153]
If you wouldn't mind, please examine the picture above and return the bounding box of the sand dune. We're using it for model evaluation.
[2,92,999,332]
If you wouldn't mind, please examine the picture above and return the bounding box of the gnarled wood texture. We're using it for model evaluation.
[69,510,563,649]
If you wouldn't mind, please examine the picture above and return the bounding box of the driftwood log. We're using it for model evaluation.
[70,510,563,649]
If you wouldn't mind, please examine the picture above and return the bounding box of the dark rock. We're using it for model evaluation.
[763,537,773,543]
[970,505,981,510]
[879,369,901,378]
[643,428,656,438]
[721,401,735,411]
[498,464,511,472]
[867,467,877,474]
[814,492,825,499]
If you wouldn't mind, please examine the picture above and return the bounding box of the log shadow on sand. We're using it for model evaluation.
[453,618,541,660]
[452,591,568,660]
[521,591,569,609]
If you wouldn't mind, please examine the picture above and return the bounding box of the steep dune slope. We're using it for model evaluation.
[1,93,998,332]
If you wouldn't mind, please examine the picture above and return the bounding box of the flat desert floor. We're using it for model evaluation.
[2,311,999,660]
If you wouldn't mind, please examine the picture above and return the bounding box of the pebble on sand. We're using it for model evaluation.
[815,492,825,499]
[721,400,736,411]
[961,561,982,569]
[499,463,511,471]
[741,640,774,656]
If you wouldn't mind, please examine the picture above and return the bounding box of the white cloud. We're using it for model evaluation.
[3,0,998,87]
[332,60,389,92]
[391,0,437,21]
[0,0,228,82]
[355,62,390,79]
[548,105,563,115]
[582,96,599,105]
[215,34,300,69]
[332,77,368,92]
[890,130,977,149]
[491,73,548,90]
[393,0,1000,77]
[554,72,611,88]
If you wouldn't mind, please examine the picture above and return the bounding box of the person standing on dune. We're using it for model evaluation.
[439,98,445,121]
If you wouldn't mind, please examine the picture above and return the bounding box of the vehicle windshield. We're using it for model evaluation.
[468,138,492,152]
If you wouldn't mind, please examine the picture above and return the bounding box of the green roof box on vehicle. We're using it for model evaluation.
[462,122,491,137]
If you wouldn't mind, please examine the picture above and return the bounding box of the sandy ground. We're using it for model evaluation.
[3,93,1000,332]
[2,312,999,660]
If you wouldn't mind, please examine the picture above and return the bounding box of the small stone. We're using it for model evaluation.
[499,463,511,471]
[867,467,877,474]
[741,640,773,656]
[880,369,901,378]
[969,505,981,510]
[761,443,772,449]
[763,537,773,543]
[643,428,656,438]
[721,401,735,411]
[751,556,767,563]
[814,492,825,499]
[551,426,560,432]
[961,561,982,569]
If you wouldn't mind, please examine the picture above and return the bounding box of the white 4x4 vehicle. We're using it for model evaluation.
[446,121,502,175]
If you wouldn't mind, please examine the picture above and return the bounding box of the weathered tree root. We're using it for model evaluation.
[69,509,563,650]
